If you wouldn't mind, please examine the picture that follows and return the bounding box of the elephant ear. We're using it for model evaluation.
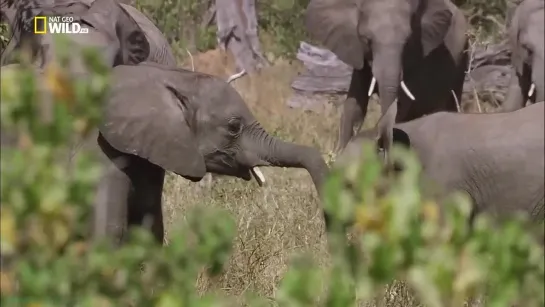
[304,0,364,69]
[80,0,149,65]
[100,67,206,181]
[420,0,452,57]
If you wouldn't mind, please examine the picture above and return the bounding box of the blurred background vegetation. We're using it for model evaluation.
[1,0,544,306]
[0,0,518,56]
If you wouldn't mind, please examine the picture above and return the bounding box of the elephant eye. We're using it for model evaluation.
[227,117,243,135]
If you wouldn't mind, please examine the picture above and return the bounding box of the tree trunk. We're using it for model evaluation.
[215,0,267,74]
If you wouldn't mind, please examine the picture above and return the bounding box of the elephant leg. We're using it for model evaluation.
[93,134,132,247]
[94,133,166,246]
[338,97,365,152]
[127,158,166,245]
[502,67,528,112]
[336,66,372,153]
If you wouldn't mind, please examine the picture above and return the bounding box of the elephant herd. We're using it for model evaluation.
[0,0,543,247]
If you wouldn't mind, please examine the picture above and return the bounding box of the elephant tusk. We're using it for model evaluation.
[250,167,266,187]
[226,69,247,84]
[528,83,535,97]
[400,81,415,100]
[185,48,195,72]
[451,90,461,112]
[368,77,376,97]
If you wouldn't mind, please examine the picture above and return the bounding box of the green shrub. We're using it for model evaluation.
[0,22,9,51]
[301,144,544,306]
[0,37,238,306]
[454,0,518,42]
[257,0,311,59]
[132,0,310,60]
[1,31,543,307]
[134,0,217,57]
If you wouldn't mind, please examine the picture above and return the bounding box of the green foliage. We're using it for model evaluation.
[454,0,516,42]
[132,0,310,59]
[257,0,310,59]
[1,12,543,307]
[134,0,217,56]
[0,38,237,306]
[276,143,544,306]
[0,22,9,51]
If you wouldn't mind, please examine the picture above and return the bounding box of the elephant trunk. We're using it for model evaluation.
[532,55,544,102]
[371,44,406,155]
[372,43,405,113]
[248,126,328,196]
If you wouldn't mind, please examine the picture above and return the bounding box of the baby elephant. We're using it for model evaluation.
[93,62,329,246]
[337,102,545,222]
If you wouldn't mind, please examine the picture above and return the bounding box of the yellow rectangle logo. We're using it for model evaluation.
[34,16,47,34]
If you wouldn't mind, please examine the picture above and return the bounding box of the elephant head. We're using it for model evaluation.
[100,62,329,194]
[305,0,454,161]
[1,0,150,70]
[509,0,544,104]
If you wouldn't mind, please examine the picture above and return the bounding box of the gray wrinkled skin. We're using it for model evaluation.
[93,62,329,246]
[304,0,469,158]
[1,0,176,68]
[503,0,545,111]
[338,102,545,223]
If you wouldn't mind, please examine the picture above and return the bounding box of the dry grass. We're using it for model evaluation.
[163,49,488,306]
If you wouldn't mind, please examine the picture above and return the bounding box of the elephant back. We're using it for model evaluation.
[119,4,177,66]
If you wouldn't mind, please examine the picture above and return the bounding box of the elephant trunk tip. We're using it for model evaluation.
[302,148,330,196]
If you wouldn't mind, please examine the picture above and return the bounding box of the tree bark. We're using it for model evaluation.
[215,0,267,73]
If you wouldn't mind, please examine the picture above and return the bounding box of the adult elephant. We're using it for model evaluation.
[93,62,329,246]
[0,0,176,68]
[304,0,469,157]
[337,102,545,224]
[502,0,544,111]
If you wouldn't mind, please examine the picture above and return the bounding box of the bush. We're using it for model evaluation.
[1,10,543,307]
[2,54,544,306]
[257,0,311,59]
[134,0,217,55]
[0,38,238,306]
[0,22,9,51]
[454,0,521,42]
[311,144,544,306]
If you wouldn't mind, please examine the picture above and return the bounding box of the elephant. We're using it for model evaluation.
[0,0,176,69]
[304,0,469,159]
[336,101,545,224]
[92,62,329,246]
[502,0,544,111]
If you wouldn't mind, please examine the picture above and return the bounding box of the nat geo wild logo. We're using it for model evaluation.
[34,16,89,34]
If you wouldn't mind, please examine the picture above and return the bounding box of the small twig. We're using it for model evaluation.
[226,69,247,83]
[464,39,483,113]
[473,87,483,113]
[465,38,477,74]
[451,90,461,113]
